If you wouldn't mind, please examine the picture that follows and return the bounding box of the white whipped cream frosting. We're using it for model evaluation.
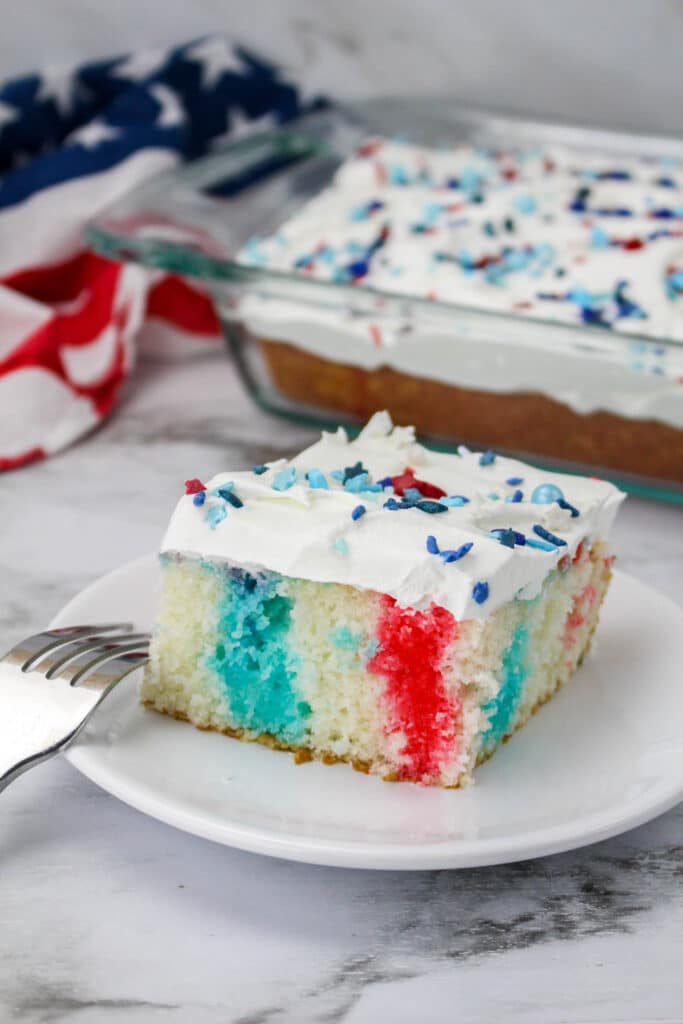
[237,138,683,426]
[161,412,624,620]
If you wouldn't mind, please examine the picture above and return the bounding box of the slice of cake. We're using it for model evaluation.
[142,412,624,786]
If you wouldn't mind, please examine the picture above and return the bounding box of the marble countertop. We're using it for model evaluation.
[1,351,681,1024]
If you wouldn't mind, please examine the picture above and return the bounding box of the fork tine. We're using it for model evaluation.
[55,638,150,688]
[4,624,134,672]
[40,634,150,678]
[75,649,150,695]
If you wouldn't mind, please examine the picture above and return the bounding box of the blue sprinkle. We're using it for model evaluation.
[488,528,517,548]
[557,497,580,518]
[384,498,400,510]
[377,476,393,488]
[224,491,243,509]
[440,495,470,507]
[306,468,329,490]
[590,226,610,249]
[533,524,567,547]
[472,581,490,605]
[513,531,526,546]
[526,537,557,552]
[417,500,449,514]
[211,482,235,500]
[506,489,524,503]
[252,464,268,475]
[351,504,366,521]
[192,491,206,507]
[426,534,440,555]
[479,450,496,466]
[347,259,369,278]
[531,482,565,504]
[441,542,473,563]
[272,467,298,491]
[506,477,524,486]
[514,194,536,214]
[207,504,227,530]
[334,537,349,555]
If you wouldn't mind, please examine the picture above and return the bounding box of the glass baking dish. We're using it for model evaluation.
[86,98,683,502]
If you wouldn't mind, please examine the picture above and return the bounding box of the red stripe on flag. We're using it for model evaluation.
[146,275,220,336]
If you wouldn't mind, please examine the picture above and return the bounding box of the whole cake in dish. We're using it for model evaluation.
[236,137,683,483]
[143,412,624,787]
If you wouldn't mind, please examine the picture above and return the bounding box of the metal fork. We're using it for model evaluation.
[0,624,150,793]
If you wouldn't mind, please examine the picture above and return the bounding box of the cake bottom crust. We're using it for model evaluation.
[257,337,683,484]
[142,628,594,788]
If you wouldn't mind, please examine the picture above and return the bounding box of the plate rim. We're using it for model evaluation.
[56,553,683,870]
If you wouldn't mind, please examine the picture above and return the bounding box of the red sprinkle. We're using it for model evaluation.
[368,596,459,782]
[623,237,644,250]
[184,478,206,495]
[369,324,383,347]
[390,466,447,499]
[358,140,383,158]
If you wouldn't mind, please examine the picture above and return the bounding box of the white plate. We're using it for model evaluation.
[53,555,683,870]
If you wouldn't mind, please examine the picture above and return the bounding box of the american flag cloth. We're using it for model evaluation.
[0,38,323,471]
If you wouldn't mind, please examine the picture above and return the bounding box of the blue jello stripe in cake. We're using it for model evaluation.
[481,622,531,745]
[207,566,310,744]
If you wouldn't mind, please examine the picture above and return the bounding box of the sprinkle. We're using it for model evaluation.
[351,504,366,521]
[416,499,448,514]
[479,450,496,466]
[426,534,440,554]
[514,194,536,214]
[384,498,400,510]
[526,537,557,552]
[184,478,206,495]
[506,477,524,486]
[472,581,489,605]
[192,491,206,506]
[207,505,227,530]
[440,495,470,507]
[252,464,268,475]
[390,467,446,499]
[223,491,243,509]
[403,487,422,502]
[334,537,349,555]
[506,489,524,503]
[272,466,297,491]
[377,476,393,488]
[211,482,235,501]
[533,524,567,547]
[441,542,474,563]
[531,482,565,504]
[488,528,517,548]
[557,497,580,518]
[306,468,329,490]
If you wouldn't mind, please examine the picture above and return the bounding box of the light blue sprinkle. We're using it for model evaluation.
[306,468,329,490]
[207,504,227,530]
[404,487,422,501]
[210,482,234,500]
[272,466,297,491]
[330,469,345,481]
[591,226,610,249]
[334,537,349,555]
[440,495,470,507]
[252,464,268,475]
[344,472,370,494]
[514,194,536,214]
[531,482,564,504]
[479,450,496,466]
[526,537,557,552]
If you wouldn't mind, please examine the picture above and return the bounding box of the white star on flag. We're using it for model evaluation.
[111,49,165,83]
[210,107,277,151]
[69,119,121,149]
[36,64,79,118]
[149,84,184,128]
[0,101,19,131]
[183,39,247,90]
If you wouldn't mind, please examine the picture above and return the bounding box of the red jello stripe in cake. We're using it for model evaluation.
[368,596,460,783]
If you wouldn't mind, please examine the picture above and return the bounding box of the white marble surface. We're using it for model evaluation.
[1,351,682,1023]
[2,0,683,134]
